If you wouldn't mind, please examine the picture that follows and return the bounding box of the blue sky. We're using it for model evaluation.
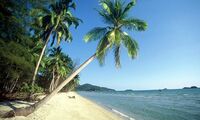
[60,0,200,90]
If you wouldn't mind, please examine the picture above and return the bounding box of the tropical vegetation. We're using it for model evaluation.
[0,0,79,98]
[30,0,81,90]
[0,0,147,117]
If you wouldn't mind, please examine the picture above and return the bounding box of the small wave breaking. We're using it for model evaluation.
[111,108,135,120]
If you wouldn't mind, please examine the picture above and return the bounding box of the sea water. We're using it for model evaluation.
[78,89,200,120]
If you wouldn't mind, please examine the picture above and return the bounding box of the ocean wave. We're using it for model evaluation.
[111,108,135,120]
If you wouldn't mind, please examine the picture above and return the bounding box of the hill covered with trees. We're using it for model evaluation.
[76,84,116,92]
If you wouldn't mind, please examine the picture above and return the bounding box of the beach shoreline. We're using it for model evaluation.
[0,92,123,120]
[77,92,135,120]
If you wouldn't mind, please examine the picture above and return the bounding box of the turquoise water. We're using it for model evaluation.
[78,89,200,120]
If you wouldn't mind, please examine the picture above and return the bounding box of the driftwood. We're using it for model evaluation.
[68,96,75,99]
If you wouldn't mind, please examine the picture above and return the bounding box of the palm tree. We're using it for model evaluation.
[48,48,79,92]
[84,0,147,67]
[46,47,72,92]
[31,0,81,88]
[37,47,75,93]
[6,0,147,117]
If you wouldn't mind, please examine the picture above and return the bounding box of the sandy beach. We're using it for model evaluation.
[0,92,123,120]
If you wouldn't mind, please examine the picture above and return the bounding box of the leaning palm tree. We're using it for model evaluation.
[31,0,81,88]
[6,0,147,117]
[84,0,147,67]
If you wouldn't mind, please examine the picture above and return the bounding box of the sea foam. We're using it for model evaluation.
[111,108,135,120]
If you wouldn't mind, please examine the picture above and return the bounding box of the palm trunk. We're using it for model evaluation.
[54,75,61,89]
[49,68,55,93]
[31,28,53,87]
[5,54,96,117]
[9,76,19,93]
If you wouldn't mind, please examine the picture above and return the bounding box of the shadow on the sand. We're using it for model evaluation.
[0,101,17,110]
[0,100,34,118]
[0,101,34,112]
[0,101,33,109]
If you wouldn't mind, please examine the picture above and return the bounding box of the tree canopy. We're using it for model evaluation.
[84,0,147,67]
[0,0,80,94]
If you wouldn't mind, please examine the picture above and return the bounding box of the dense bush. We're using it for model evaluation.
[20,83,44,93]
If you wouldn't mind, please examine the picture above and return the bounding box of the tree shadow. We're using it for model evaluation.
[0,101,17,110]
[0,100,33,110]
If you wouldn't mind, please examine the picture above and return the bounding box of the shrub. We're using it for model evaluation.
[20,83,44,93]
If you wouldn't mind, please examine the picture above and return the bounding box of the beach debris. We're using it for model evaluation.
[68,96,75,99]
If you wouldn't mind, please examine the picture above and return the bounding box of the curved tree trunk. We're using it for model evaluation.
[49,77,55,93]
[31,28,53,88]
[49,68,55,93]
[54,75,61,89]
[5,54,96,117]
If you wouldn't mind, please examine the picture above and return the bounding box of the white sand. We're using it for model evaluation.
[0,92,123,120]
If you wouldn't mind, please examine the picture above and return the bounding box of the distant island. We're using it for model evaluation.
[123,89,135,92]
[76,84,199,92]
[183,86,198,89]
[76,84,116,92]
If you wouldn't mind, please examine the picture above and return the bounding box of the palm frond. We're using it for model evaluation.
[50,12,56,25]
[51,32,56,46]
[66,31,73,42]
[100,0,135,25]
[122,0,136,15]
[121,18,147,31]
[59,23,72,42]
[106,29,121,45]
[114,0,123,19]
[70,17,82,28]
[63,14,82,28]
[96,34,110,65]
[100,0,115,15]
[101,1,111,14]
[114,29,121,45]
[97,9,114,25]
[85,0,147,68]
[99,0,121,25]
[121,32,138,59]
[84,27,108,42]
[70,2,76,10]
[56,31,62,45]
[29,8,50,17]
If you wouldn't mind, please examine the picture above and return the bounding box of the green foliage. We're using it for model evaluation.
[76,83,115,92]
[96,33,110,65]
[84,0,147,67]
[0,0,81,94]
[62,75,80,92]
[0,41,34,70]
[84,27,108,42]
[121,32,138,58]
[38,47,79,92]
[30,1,82,88]
[40,47,74,77]
[20,83,44,93]
[0,39,35,92]
[30,0,82,47]
[0,0,82,94]
[122,18,148,31]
